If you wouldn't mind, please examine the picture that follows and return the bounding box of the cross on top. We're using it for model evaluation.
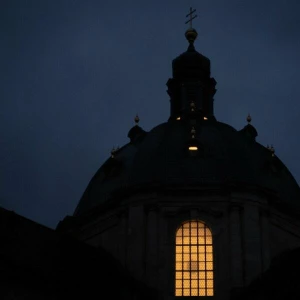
[185,7,197,29]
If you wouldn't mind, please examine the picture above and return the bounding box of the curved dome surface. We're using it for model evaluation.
[74,120,300,216]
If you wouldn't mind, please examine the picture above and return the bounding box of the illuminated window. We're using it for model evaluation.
[175,221,214,297]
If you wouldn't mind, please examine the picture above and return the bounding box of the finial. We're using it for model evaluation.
[111,146,116,158]
[191,126,196,138]
[185,7,198,45]
[270,144,275,157]
[247,113,252,123]
[134,114,140,125]
[266,144,270,150]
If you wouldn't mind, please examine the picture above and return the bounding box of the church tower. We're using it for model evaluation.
[58,8,300,300]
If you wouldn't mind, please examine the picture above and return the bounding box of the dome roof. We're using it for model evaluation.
[172,47,210,80]
[172,29,211,80]
[74,120,300,216]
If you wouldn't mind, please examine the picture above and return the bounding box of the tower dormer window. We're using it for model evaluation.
[175,220,214,296]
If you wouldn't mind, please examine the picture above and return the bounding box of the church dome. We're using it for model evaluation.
[73,23,300,217]
[74,119,300,216]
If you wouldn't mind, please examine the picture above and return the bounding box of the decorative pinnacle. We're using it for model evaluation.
[185,7,198,44]
[134,114,140,125]
[111,146,116,158]
[247,113,252,123]
[270,144,275,157]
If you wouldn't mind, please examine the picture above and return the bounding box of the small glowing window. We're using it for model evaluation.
[175,221,214,297]
[203,117,208,120]
[176,117,181,120]
[188,146,198,151]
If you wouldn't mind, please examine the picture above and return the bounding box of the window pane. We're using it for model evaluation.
[175,280,182,288]
[183,289,190,296]
[198,246,206,252]
[183,280,190,288]
[176,262,182,270]
[206,271,213,279]
[205,236,213,244]
[183,253,190,261]
[191,289,198,296]
[206,245,213,252]
[206,253,213,261]
[176,272,182,279]
[207,280,213,288]
[183,236,190,244]
[199,272,205,280]
[182,246,190,253]
[191,236,198,244]
[183,228,190,236]
[176,253,182,260]
[206,262,213,270]
[199,280,206,288]
[199,253,205,261]
[199,289,206,296]
[191,280,198,288]
[177,228,182,236]
[199,262,205,270]
[207,289,214,296]
[198,227,205,235]
[206,228,212,237]
[183,272,190,280]
[191,246,197,253]
[175,289,182,296]
[176,236,183,244]
[191,227,198,236]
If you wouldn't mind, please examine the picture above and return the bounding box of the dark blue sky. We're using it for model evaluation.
[1,0,300,229]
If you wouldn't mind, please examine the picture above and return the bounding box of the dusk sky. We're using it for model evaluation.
[1,0,300,229]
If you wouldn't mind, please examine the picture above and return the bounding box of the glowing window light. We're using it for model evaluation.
[176,117,181,120]
[188,146,198,151]
[175,221,214,297]
[203,117,208,120]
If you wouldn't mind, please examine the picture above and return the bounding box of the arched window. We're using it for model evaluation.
[175,220,214,297]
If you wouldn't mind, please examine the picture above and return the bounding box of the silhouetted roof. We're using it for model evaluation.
[74,119,300,216]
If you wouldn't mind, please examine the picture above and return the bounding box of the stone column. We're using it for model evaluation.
[260,209,270,272]
[126,205,145,280]
[243,204,261,285]
[229,205,243,287]
[145,207,159,287]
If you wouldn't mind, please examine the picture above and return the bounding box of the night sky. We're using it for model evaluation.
[1,0,300,229]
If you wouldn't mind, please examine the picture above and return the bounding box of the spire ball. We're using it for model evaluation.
[134,114,140,125]
[185,28,198,43]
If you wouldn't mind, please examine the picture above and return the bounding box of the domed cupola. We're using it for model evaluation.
[172,29,211,80]
[167,8,217,122]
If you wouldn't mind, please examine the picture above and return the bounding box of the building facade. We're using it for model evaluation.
[58,25,300,300]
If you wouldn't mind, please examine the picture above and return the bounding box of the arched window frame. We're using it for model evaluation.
[175,220,214,297]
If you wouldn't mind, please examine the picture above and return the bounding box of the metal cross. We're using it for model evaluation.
[185,7,197,29]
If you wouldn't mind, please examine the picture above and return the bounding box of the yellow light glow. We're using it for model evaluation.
[176,116,181,120]
[204,117,208,120]
[175,221,214,297]
[189,146,198,151]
